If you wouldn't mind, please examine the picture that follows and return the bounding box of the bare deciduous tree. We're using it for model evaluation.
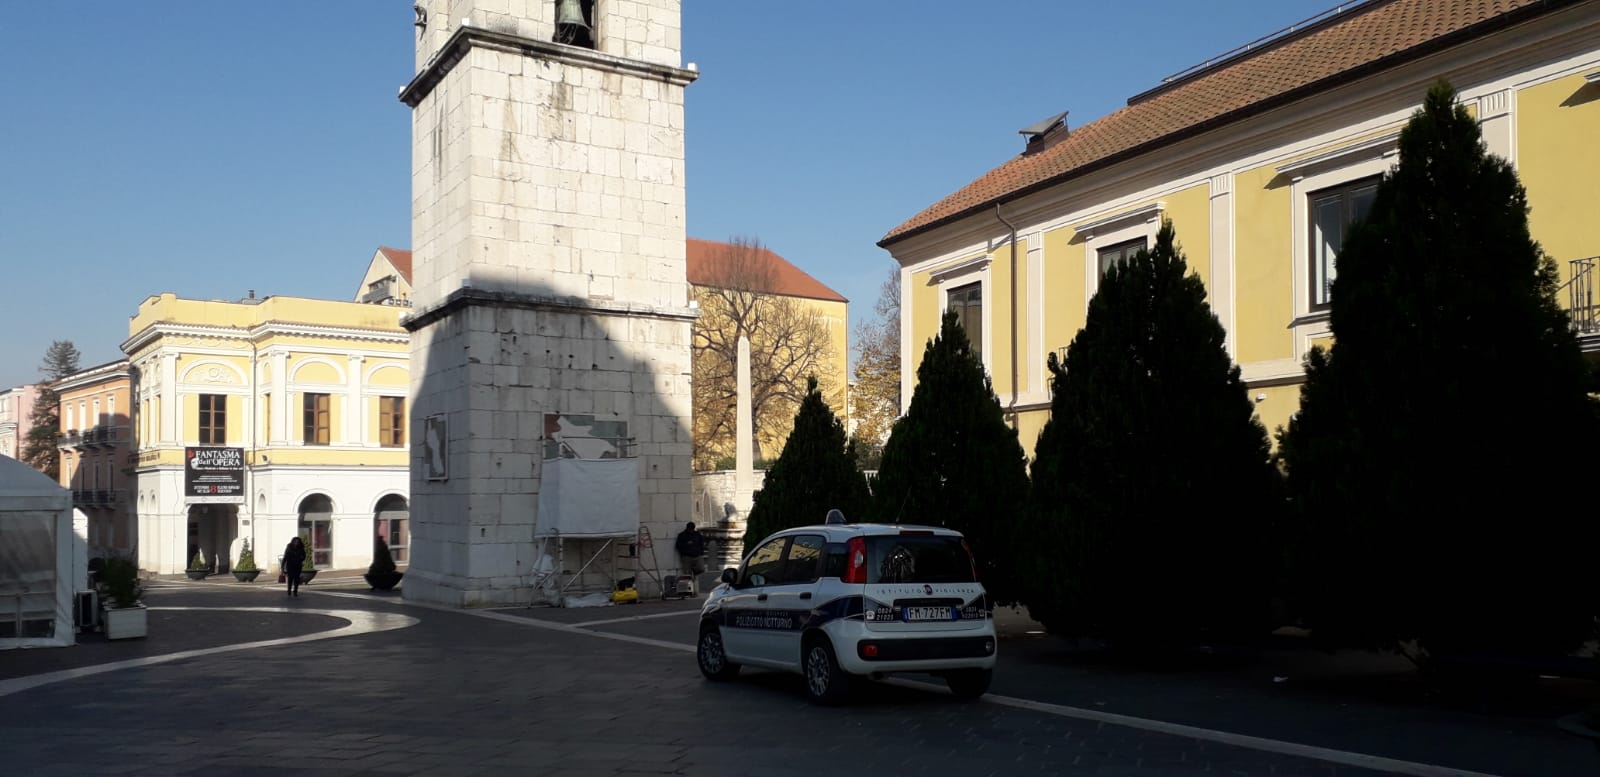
[851,264,901,448]
[692,236,839,471]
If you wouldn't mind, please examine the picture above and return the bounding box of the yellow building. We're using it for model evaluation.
[686,237,850,467]
[124,292,411,574]
[881,0,1600,456]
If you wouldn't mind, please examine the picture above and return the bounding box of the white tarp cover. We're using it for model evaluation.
[534,458,640,539]
[0,456,76,649]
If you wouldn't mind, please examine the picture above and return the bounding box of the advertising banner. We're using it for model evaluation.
[185,447,244,503]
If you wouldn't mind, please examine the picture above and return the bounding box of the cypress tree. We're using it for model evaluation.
[742,377,869,547]
[1028,220,1277,647]
[869,311,1030,605]
[1279,82,1600,660]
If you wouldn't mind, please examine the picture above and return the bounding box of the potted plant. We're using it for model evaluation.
[232,540,260,583]
[298,540,318,585]
[185,550,209,580]
[364,535,404,591]
[98,556,146,640]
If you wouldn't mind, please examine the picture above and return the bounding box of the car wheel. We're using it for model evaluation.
[697,626,740,681]
[945,668,992,700]
[802,636,851,705]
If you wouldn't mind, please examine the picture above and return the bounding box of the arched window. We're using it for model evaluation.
[374,495,410,564]
[297,494,335,567]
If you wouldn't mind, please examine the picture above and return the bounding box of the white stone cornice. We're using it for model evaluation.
[123,322,407,354]
[1209,173,1232,197]
[122,324,248,354]
[53,362,132,392]
[929,255,992,283]
[1069,202,1165,239]
[1478,88,1514,119]
[1275,132,1399,179]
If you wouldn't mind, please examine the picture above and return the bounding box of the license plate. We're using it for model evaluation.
[902,606,954,622]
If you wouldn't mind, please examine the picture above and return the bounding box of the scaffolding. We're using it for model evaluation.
[532,422,667,604]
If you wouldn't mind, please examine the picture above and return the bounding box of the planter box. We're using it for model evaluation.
[233,570,261,583]
[102,604,147,640]
[298,569,318,584]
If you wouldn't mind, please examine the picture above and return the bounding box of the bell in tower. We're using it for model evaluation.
[554,0,594,48]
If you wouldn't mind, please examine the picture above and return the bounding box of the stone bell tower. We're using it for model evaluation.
[400,0,697,606]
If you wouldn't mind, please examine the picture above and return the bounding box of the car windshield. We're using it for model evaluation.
[867,535,975,584]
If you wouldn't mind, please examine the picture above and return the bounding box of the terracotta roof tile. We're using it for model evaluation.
[382,241,845,303]
[686,238,848,303]
[379,247,413,284]
[881,0,1556,245]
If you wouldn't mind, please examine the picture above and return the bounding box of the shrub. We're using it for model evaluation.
[743,377,870,547]
[370,536,397,576]
[99,556,143,608]
[235,540,258,572]
[1278,82,1600,658]
[869,311,1030,606]
[1027,220,1277,647]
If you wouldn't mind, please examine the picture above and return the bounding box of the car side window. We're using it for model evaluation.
[741,537,789,588]
[822,542,848,578]
[784,535,824,584]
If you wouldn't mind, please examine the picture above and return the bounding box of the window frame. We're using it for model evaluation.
[303,392,331,446]
[1078,206,1163,302]
[386,518,409,563]
[783,534,825,585]
[1096,237,1148,277]
[198,393,226,445]
[299,518,334,568]
[379,396,405,448]
[1307,176,1380,311]
[739,536,790,588]
[945,282,984,361]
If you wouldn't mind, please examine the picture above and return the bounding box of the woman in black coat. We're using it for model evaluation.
[282,536,307,597]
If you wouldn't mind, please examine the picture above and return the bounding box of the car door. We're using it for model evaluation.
[719,536,788,664]
[754,533,825,668]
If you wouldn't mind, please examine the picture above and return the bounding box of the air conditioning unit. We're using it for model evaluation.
[74,590,100,631]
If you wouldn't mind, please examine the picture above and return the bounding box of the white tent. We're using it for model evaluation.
[0,456,81,649]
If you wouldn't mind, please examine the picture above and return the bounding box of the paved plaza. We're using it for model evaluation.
[0,578,1592,777]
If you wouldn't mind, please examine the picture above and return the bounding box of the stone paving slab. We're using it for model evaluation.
[0,607,344,679]
[573,597,1597,777]
[0,586,1406,777]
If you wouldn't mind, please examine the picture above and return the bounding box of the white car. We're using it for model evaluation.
[696,515,997,704]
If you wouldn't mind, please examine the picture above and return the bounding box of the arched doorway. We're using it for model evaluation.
[186,503,238,574]
[297,494,334,568]
[374,494,409,565]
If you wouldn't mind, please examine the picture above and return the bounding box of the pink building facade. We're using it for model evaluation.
[0,384,40,460]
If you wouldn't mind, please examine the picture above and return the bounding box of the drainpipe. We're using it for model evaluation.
[995,203,1020,430]
[247,338,258,571]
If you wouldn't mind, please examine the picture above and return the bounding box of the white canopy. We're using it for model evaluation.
[0,456,79,649]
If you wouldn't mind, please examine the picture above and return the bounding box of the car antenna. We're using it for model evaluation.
[893,487,912,524]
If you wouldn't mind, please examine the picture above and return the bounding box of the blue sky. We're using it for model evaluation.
[0,0,1339,389]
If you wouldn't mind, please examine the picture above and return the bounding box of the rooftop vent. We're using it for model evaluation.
[1019,111,1068,151]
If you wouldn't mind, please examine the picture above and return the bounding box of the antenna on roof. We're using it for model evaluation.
[825,508,847,525]
[1019,111,1068,151]
[1131,0,1379,105]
